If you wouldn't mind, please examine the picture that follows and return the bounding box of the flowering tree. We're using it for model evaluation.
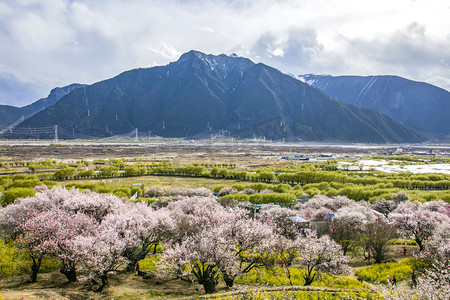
[110,202,174,271]
[164,196,235,244]
[329,203,375,255]
[162,227,234,294]
[297,195,354,212]
[390,201,448,251]
[295,195,355,222]
[19,208,97,282]
[295,231,349,285]
[61,188,126,222]
[161,197,277,291]
[74,216,131,292]
[257,207,301,240]
[0,187,57,239]
[0,186,133,286]
[371,198,398,218]
[276,237,300,286]
[0,186,73,282]
[219,217,277,288]
[363,220,397,263]
[415,221,450,299]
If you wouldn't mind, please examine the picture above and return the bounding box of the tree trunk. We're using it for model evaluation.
[304,271,316,286]
[284,266,293,286]
[223,275,235,288]
[374,248,384,263]
[202,278,217,294]
[29,257,42,283]
[95,274,108,293]
[416,239,424,251]
[125,261,138,272]
[30,264,39,283]
[60,267,77,283]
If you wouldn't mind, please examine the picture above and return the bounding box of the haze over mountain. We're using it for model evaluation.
[13,51,425,143]
[298,75,450,136]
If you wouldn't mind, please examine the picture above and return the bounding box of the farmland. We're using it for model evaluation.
[0,141,449,299]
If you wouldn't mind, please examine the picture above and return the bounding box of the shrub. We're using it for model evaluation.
[144,185,164,197]
[213,185,227,193]
[222,194,249,202]
[0,240,60,277]
[231,184,245,191]
[1,187,36,206]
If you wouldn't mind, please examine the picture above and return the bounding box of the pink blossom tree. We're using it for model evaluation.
[19,208,98,282]
[0,186,131,285]
[164,196,236,244]
[108,202,174,272]
[0,188,57,239]
[415,221,450,299]
[329,203,375,255]
[161,197,277,291]
[390,201,449,251]
[256,207,301,240]
[161,227,234,294]
[295,231,350,285]
[363,220,397,263]
[218,217,277,288]
[73,215,131,292]
[276,237,300,286]
[60,188,126,222]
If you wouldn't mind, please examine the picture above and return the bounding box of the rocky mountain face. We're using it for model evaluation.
[298,74,450,136]
[14,51,424,143]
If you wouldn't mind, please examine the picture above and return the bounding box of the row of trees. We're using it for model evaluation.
[43,162,450,192]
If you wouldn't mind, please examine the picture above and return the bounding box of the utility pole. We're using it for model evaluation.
[54,125,59,143]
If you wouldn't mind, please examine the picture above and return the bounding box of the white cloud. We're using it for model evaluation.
[0,0,449,106]
[146,42,182,61]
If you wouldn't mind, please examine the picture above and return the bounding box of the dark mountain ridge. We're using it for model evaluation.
[298,74,450,136]
[14,51,424,143]
[0,83,84,127]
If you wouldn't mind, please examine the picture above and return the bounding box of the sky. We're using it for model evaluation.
[0,0,449,106]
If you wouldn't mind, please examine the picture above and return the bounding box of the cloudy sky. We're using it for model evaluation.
[1,0,449,106]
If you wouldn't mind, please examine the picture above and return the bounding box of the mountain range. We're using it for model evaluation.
[297,74,450,136]
[0,83,84,127]
[2,50,442,143]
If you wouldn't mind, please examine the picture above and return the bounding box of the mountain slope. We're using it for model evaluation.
[298,74,450,136]
[0,84,84,127]
[15,51,424,143]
